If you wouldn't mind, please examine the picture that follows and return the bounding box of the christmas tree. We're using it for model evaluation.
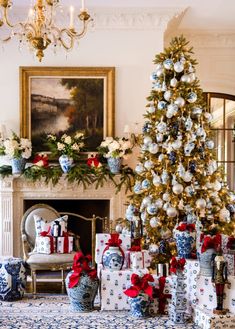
[125,36,235,257]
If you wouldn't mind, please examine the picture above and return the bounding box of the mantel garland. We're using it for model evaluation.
[0,164,135,193]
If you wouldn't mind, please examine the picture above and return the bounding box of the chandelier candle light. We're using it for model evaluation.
[0,0,93,62]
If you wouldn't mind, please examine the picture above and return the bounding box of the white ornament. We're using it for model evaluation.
[185,186,195,197]
[155,198,163,208]
[156,133,163,143]
[175,97,185,107]
[163,59,173,69]
[213,180,222,191]
[172,139,182,150]
[153,175,161,186]
[172,183,183,195]
[149,143,159,154]
[219,207,230,222]
[196,198,207,209]
[142,196,152,207]
[189,72,196,82]
[158,101,167,110]
[143,136,152,145]
[184,142,195,156]
[158,154,165,161]
[135,163,145,174]
[147,204,158,215]
[149,244,158,253]
[147,105,155,114]
[181,74,191,83]
[161,170,169,184]
[185,116,193,131]
[182,171,193,182]
[164,90,172,101]
[115,224,123,233]
[144,160,154,170]
[167,207,177,217]
[170,77,178,87]
[150,217,159,228]
[174,61,184,73]
[142,179,150,189]
[156,121,167,133]
[204,112,213,122]
[163,193,170,202]
[205,140,214,150]
[156,68,164,77]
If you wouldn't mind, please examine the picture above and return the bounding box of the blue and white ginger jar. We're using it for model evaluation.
[107,157,122,174]
[102,246,124,270]
[174,229,195,259]
[199,248,215,276]
[59,154,74,173]
[128,292,150,318]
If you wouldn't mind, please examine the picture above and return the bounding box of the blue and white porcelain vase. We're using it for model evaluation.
[174,230,196,259]
[102,246,124,270]
[128,292,151,318]
[0,257,27,301]
[107,157,122,174]
[65,272,99,312]
[199,248,215,276]
[59,154,74,173]
[11,157,26,175]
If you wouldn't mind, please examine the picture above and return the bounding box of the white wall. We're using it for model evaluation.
[0,23,164,139]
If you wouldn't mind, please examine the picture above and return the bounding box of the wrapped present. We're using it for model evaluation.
[194,307,235,329]
[57,235,74,253]
[183,259,200,314]
[196,275,235,314]
[95,233,131,265]
[50,215,68,237]
[224,252,235,276]
[100,268,149,310]
[35,235,56,254]
[125,250,152,269]
[151,275,172,314]
[156,263,169,277]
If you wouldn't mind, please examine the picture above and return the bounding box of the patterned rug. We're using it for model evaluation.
[0,294,199,329]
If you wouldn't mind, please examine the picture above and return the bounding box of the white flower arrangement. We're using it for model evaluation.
[98,137,133,159]
[0,132,32,159]
[47,132,85,158]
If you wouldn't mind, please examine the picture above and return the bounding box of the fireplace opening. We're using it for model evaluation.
[24,199,110,255]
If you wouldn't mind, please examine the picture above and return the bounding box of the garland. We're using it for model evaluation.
[0,163,135,193]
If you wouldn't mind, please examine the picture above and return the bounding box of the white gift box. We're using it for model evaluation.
[125,250,152,269]
[194,307,235,329]
[224,253,235,276]
[35,236,56,254]
[196,275,235,314]
[95,233,131,265]
[100,267,172,312]
[183,259,200,314]
[57,236,73,253]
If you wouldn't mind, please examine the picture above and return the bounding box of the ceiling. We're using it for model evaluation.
[9,0,235,31]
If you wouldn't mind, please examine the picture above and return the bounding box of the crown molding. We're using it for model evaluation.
[166,30,235,48]
[92,7,186,31]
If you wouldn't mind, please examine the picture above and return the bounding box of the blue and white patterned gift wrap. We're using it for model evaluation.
[183,259,200,314]
[100,268,173,312]
[35,236,56,254]
[125,250,152,270]
[95,233,131,265]
[196,275,235,314]
[194,307,235,329]
[0,257,27,301]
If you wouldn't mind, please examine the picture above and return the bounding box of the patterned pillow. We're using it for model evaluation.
[34,214,51,236]
[50,215,68,237]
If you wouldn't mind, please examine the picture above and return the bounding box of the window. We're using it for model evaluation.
[205,92,235,190]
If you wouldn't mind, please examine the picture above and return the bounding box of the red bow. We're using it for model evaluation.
[128,245,141,252]
[68,252,97,288]
[154,276,171,314]
[169,257,186,274]
[40,229,54,253]
[87,155,101,168]
[176,223,195,232]
[33,154,49,167]
[227,236,235,250]
[201,234,221,253]
[124,273,154,299]
[106,233,122,247]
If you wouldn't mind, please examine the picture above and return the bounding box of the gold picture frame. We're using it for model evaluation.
[20,66,115,152]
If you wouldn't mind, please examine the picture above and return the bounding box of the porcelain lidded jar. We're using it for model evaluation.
[102,233,124,270]
[59,154,74,173]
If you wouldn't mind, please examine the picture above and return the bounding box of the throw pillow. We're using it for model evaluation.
[34,214,51,236]
[50,215,68,237]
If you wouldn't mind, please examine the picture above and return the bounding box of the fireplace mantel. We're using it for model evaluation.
[0,176,127,257]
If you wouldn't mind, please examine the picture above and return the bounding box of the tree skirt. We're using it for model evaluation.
[0,295,199,329]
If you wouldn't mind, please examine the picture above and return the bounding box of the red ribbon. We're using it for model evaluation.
[68,252,97,288]
[154,276,171,314]
[128,246,141,252]
[106,233,122,247]
[124,273,154,299]
[176,223,195,232]
[227,236,235,250]
[201,234,221,253]
[87,155,101,167]
[169,257,186,274]
[40,230,54,253]
[33,154,49,167]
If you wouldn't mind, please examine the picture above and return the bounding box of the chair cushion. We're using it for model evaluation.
[27,252,76,266]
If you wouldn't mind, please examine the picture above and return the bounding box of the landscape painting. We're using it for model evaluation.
[20,67,115,153]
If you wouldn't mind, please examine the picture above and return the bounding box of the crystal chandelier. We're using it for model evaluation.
[0,0,93,62]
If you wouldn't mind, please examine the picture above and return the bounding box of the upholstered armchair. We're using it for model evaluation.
[21,203,109,298]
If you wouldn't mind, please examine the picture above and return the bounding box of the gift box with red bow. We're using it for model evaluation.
[95,233,131,265]
[35,231,56,254]
[183,259,200,315]
[57,234,74,254]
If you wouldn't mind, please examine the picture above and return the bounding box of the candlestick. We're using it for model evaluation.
[81,0,85,11]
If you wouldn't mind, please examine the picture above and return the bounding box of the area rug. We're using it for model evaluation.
[0,294,199,329]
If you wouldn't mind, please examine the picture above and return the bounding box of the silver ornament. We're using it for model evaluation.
[163,58,173,70]
[164,90,172,101]
[150,217,159,228]
[143,136,152,145]
[175,97,185,107]
[167,207,177,217]
[172,183,183,195]
[170,77,178,87]
[149,143,159,154]
[187,92,197,103]
[181,74,191,83]
[174,61,184,73]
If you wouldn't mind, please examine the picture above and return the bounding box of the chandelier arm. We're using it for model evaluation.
[58,28,74,50]
[3,6,14,28]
